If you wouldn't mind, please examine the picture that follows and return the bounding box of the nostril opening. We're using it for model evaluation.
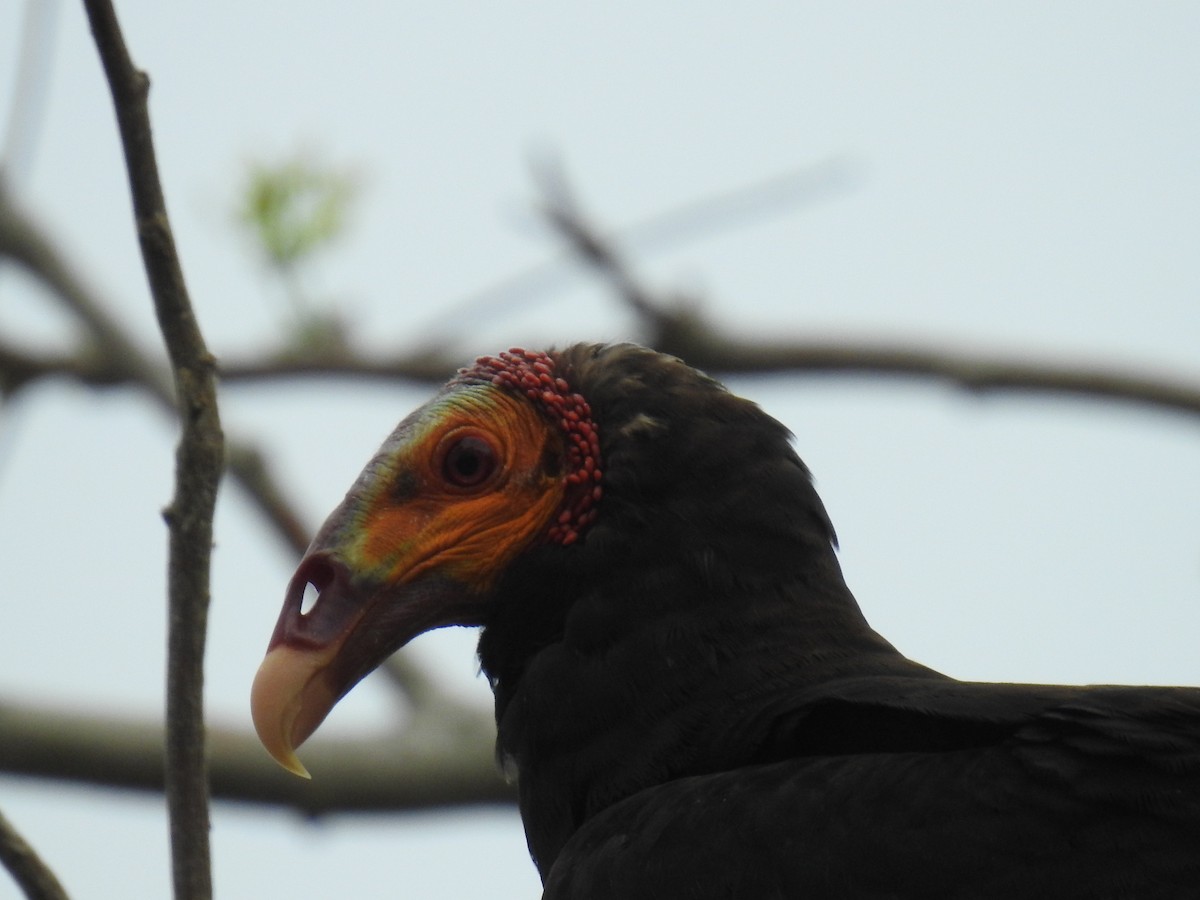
[292,556,336,618]
[300,581,321,616]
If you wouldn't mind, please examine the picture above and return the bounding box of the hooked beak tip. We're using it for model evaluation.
[251,644,332,780]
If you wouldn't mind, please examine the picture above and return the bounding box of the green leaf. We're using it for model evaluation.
[237,155,358,271]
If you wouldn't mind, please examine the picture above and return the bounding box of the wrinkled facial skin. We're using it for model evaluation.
[251,383,565,776]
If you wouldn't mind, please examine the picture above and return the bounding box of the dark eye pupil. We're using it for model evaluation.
[443,436,496,487]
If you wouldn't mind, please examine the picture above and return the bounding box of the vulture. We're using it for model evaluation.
[252,343,1200,898]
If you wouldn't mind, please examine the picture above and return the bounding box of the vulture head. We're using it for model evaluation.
[252,342,904,870]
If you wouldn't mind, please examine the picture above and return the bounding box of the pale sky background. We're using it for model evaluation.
[1,2,1199,898]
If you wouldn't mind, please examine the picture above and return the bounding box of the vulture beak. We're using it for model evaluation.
[251,549,484,778]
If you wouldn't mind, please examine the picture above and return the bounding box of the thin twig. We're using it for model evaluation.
[412,156,858,344]
[536,161,666,324]
[83,2,221,898]
[0,806,70,900]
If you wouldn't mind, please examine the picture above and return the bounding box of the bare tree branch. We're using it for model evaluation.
[214,349,1200,422]
[412,156,858,347]
[0,182,314,553]
[0,700,513,817]
[83,2,221,897]
[0,806,69,900]
[175,342,1200,422]
[8,313,1200,425]
[7,157,1200,425]
[537,173,1200,423]
[535,160,665,325]
[639,333,1200,421]
[0,182,171,394]
[0,337,117,396]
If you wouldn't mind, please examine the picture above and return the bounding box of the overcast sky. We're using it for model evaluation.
[2,3,1198,897]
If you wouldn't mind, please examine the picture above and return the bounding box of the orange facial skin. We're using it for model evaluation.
[350,388,566,589]
[251,383,566,776]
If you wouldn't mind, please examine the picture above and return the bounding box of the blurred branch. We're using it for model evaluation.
[0,337,121,395]
[0,180,171,395]
[6,161,1199,423]
[218,350,454,384]
[638,336,1200,420]
[8,316,1200,424]
[176,342,1200,422]
[380,654,446,712]
[0,173,314,549]
[535,171,1200,423]
[412,157,858,346]
[535,160,666,325]
[0,806,69,900]
[84,1,220,897]
[0,700,513,817]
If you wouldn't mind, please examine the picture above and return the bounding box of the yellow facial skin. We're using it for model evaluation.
[251,384,566,777]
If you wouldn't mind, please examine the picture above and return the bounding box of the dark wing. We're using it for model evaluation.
[543,683,1200,900]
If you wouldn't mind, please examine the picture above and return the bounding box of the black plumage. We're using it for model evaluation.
[255,343,1200,898]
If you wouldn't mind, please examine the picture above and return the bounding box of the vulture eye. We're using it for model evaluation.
[440,435,497,488]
